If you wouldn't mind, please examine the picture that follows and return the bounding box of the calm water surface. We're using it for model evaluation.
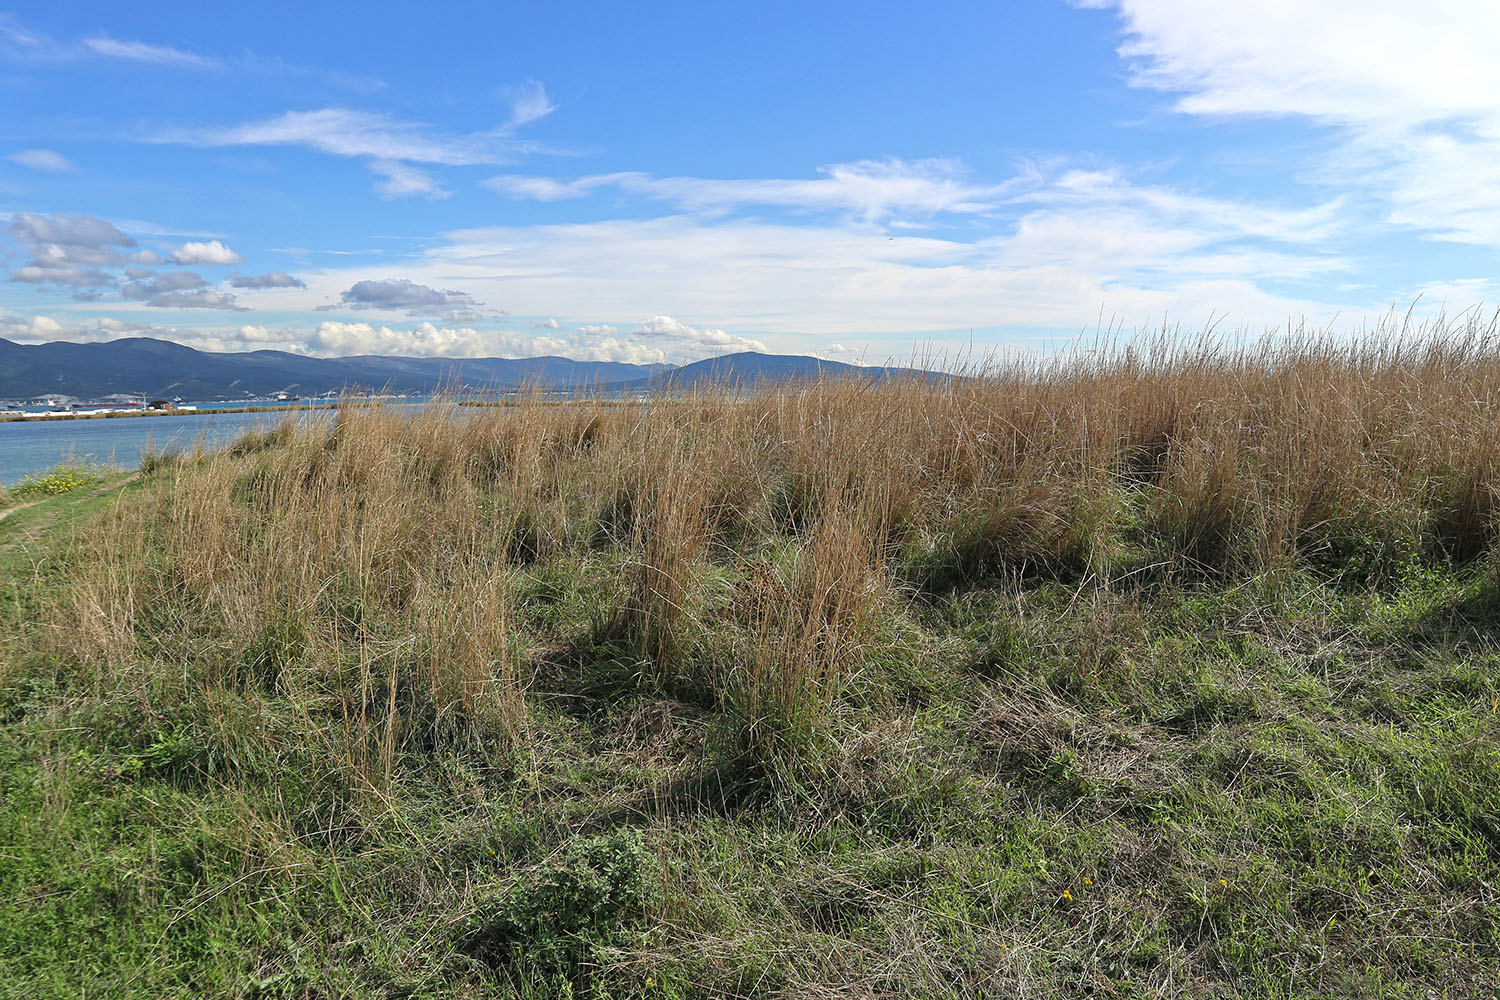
[0,409,331,484]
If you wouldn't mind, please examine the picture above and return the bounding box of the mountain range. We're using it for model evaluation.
[0,337,927,401]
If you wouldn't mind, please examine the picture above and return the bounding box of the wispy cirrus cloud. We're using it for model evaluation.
[156,82,558,199]
[0,14,221,71]
[288,161,1351,348]
[504,79,557,129]
[488,158,1023,223]
[8,148,75,172]
[1084,0,1500,248]
[182,108,499,165]
[1,10,383,88]
[369,159,448,200]
[81,34,221,70]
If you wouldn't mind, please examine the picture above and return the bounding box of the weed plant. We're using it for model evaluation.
[7,457,114,499]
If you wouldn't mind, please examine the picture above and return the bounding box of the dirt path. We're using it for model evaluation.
[0,474,139,552]
[0,498,42,524]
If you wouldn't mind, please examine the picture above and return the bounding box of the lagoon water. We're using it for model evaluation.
[0,409,327,485]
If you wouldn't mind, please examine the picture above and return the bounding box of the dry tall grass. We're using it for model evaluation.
[45,320,1500,786]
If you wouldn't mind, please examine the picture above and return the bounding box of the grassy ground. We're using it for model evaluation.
[3,341,1500,998]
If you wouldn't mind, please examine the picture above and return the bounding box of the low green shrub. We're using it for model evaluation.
[462,828,653,993]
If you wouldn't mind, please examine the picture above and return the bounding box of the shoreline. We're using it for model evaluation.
[0,402,342,423]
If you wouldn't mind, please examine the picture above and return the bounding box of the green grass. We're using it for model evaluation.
[7,354,1500,1000]
[3,481,1499,998]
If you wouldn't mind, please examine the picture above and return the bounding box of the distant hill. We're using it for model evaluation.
[0,337,669,400]
[618,351,934,389]
[0,338,936,401]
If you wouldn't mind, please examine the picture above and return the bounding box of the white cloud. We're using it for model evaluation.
[627,315,767,355]
[488,158,1023,222]
[170,239,243,265]
[369,159,448,200]
[5,211,135,286]
[1412,278,1496,305]
[142,290,245,311]
[0,13,44,51]
[532,318,561,329]
[9,265,113,287]
[122,270,207,299]
[505,80,556,129]
[230,271,306,289]
[328,277,489,323]
[162,102,554,199]
[310,320,521,357]
[0,312,79,342]
[487,174,622,201]
[0,312,223,349]
[8,148,74,171]
[181,108,493,165]
[1089,0,1500,247]
[119,270,246,310]
[374,181,1352,338]
[81,35,221,69]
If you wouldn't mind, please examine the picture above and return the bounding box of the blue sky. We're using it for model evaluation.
[2,0,1497,363]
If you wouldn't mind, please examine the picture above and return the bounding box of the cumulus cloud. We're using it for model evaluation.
[330,277,490,323]
[122,270,207,299]
[9,265,113,287]
[281,314,756,364]
[532,317,561,329]
[5,211,135,286]
[121,271,245,310]
[0,312,85,342]
[1088,0,1500,247]
[1,312,288,354]
[144,290,245,310]
[2,312,184,346]
[626,315,767,355]
[8,148,73,171]
[170,239,242,265]
[307,320,553,357]
[230,271,306,289]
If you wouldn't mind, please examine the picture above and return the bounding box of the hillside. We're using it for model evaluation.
[3,339,1499,998]
[0,336,674,400]
[627,352,934,389]
[0,337,932,401]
